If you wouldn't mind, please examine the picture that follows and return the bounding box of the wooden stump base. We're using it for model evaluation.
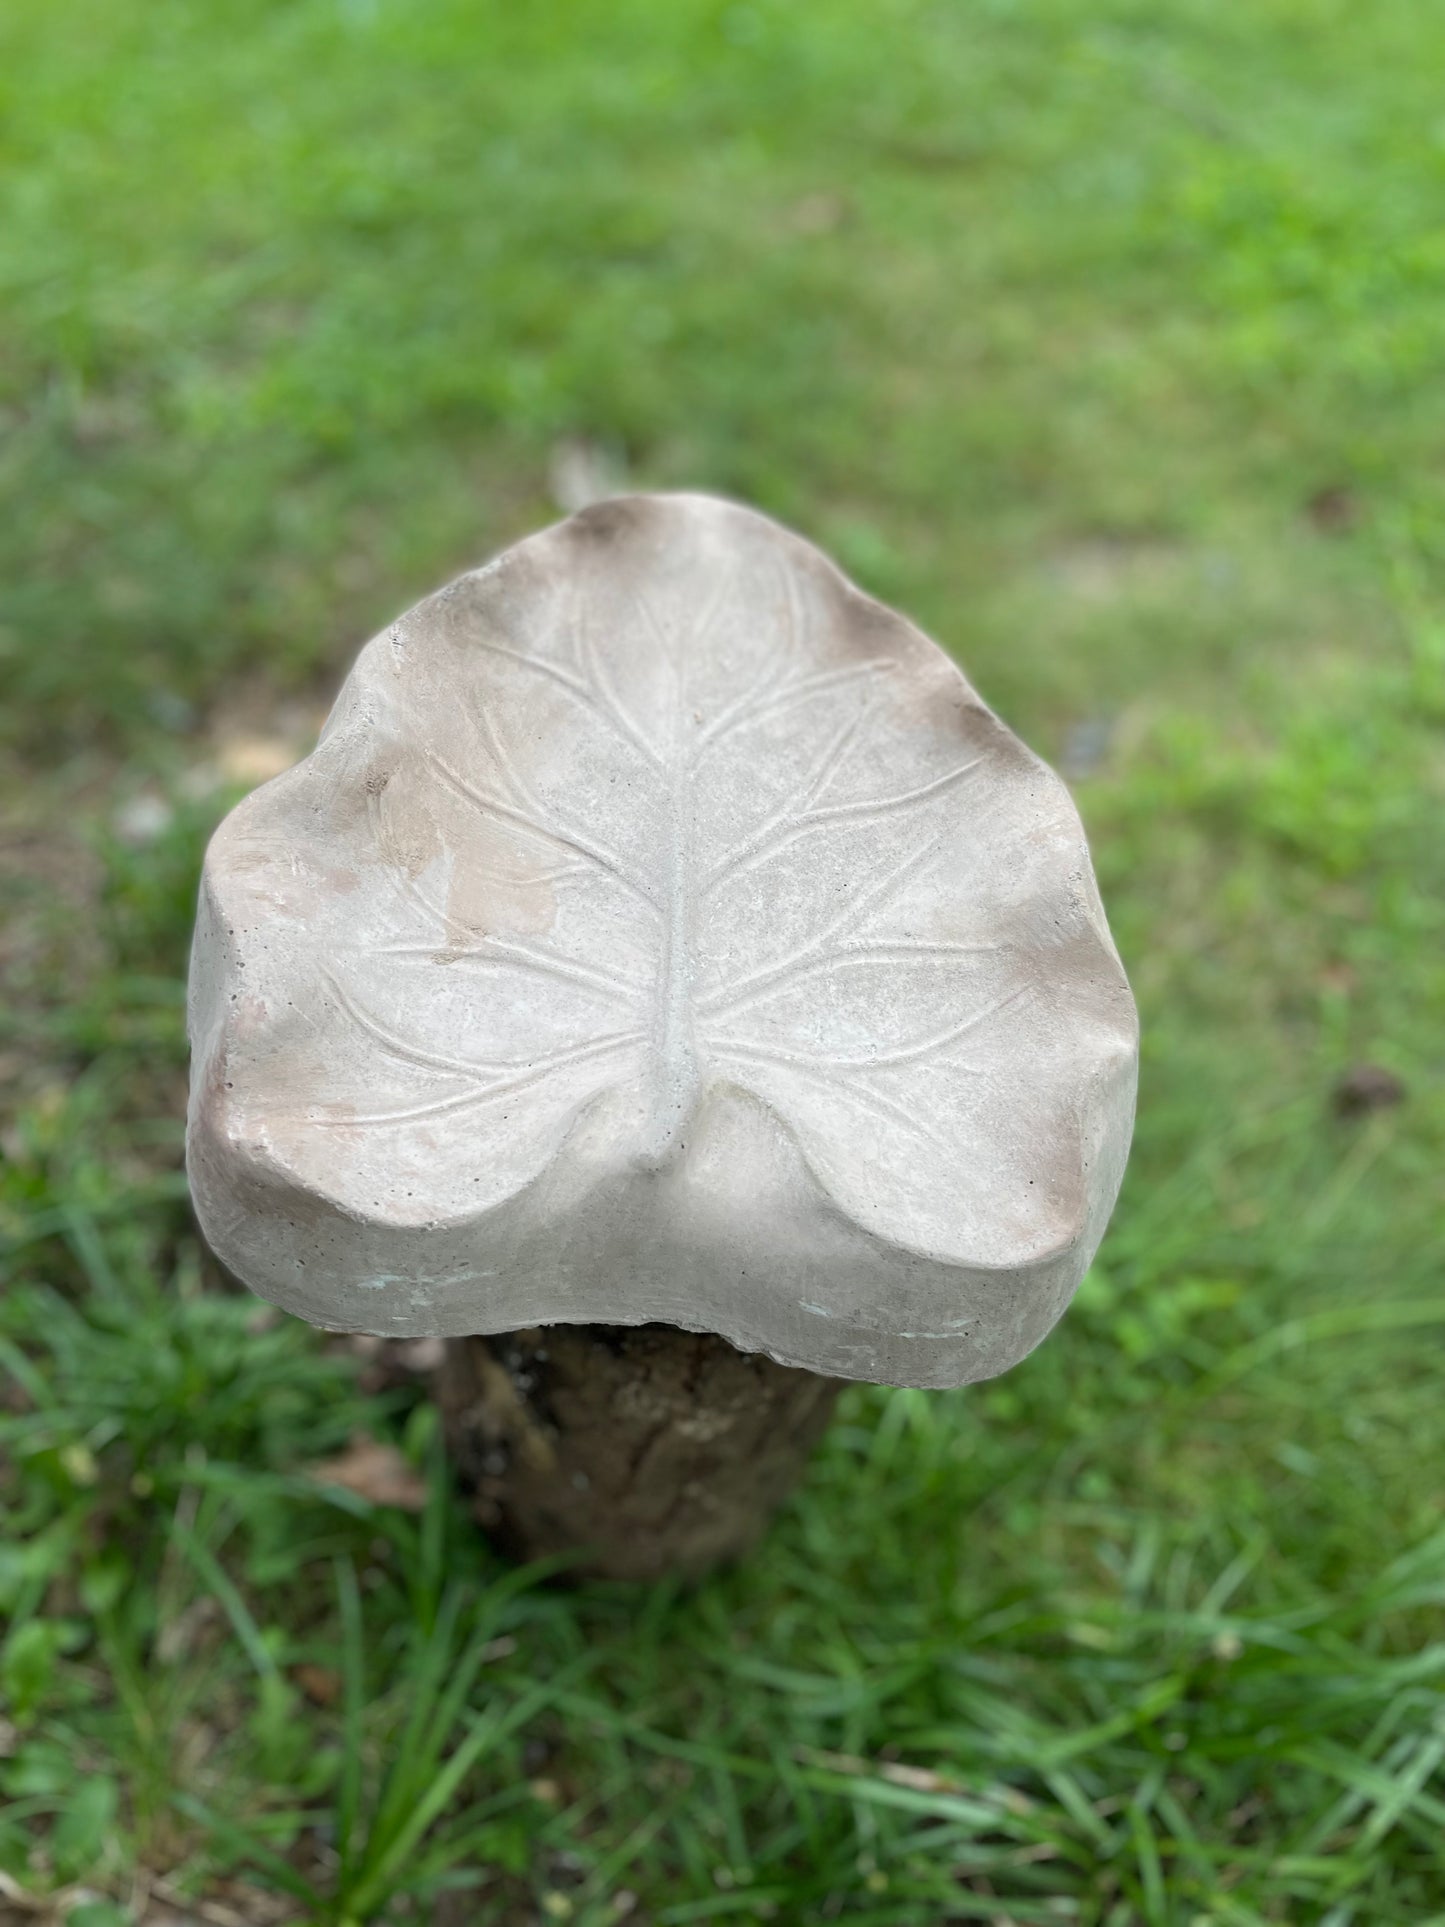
[437,1324,841,1582]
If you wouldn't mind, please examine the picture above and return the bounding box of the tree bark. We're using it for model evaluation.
[436,1323,842,1582]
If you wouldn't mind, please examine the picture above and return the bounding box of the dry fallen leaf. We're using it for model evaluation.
[788,189,851,234]
[291,1662,343,1706]
[797,1745,971,1796]
[548,435,626,513]
[1332,1062,1406,1117]
[216,734,303,786]
[307,1435,428,1511]
[1305,483,1360,534]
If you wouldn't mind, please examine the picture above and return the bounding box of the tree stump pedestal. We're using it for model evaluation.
[437,1324,841,1582]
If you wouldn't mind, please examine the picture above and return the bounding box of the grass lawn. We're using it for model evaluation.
[2,0,1445,1921]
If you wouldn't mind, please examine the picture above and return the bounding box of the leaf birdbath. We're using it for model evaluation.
[188,495,1137,1579]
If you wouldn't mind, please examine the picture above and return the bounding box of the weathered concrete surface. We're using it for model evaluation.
[188,493,1137,1388]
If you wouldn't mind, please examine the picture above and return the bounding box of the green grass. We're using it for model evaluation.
[2,0,1444,1921]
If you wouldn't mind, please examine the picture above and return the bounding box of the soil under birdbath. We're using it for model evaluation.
[187,494,1137,1580]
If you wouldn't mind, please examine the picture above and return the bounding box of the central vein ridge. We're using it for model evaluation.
[638,716,700,1169]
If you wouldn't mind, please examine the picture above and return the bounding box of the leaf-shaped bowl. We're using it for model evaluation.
[187,494,1137,1389]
